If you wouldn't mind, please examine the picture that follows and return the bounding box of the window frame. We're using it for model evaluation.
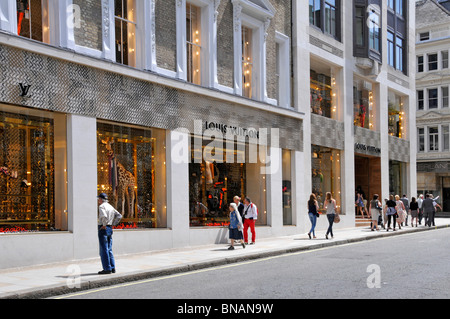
[309,0,341,41]
[428,127,439,152]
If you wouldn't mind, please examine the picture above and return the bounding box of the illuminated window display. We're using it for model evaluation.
[189,136,266,227]
[353,79,374,130]
[311,145,341,214]
[16,0,49,43]
[186,3,202,85]
[97,122,166,229]
[388,91,405,138]
[242,26,253,98]
[0,106,67,233]
[114,0,136,66]
[310,69,336,118]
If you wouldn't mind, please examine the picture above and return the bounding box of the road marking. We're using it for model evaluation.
[54,227,449,299]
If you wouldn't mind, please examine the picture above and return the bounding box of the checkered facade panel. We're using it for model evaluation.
[388,136,410,163]
[0,44,303,151]
[310,114,345,150]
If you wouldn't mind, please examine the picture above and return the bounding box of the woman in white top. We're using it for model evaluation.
[324,192,338,240]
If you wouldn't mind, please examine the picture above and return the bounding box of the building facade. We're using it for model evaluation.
[0,0,415,269]
[416,0,450,211]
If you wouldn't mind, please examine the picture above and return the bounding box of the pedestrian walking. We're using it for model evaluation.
[324,192,338,239]
[422,194,435,227]
[97,193,120,275]
[308,194,320,239]
[369,194,382,231]
[228,203,245,250]
[243,197,258,245]
[409,197,419,227]
[386,195,397,231]
[395,195,406,229]
[233,196,245,222]
[400,194,410,226]
[430,194,441,227]
[356,193,369,219]
[417,194,424,225]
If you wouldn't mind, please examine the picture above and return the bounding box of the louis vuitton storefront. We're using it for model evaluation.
[0,42,304,269]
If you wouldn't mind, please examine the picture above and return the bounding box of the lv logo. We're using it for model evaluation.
[19,83,31,97]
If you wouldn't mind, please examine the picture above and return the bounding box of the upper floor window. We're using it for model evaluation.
[241,26,253,99]
[418,128,424,152]
[114,0,136,67]
[16,0,49,43]
[309,0,341,40]
[387,0,407,74]
[186,3,201,85]
[428,53,438,71]
[442,51,449,69]
[417,55,424,73]
[388,91,405,138]
[353,78,374,130]
[419,32,430,41]
[429,127,439,152]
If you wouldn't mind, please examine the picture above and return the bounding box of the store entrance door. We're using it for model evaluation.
[355,155,381,217]
[443,188,450,212]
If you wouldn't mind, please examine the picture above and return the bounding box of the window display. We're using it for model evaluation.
[311,145,341,214]
[388,91,405,138]
[189,136,266,227]
[310,69,335,118]
[97,122,166,229]
[16,0,49,43]
[0,106,67,233]
[353,79,374,130]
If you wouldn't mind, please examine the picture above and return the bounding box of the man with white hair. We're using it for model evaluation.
[417,194,424,225]
[97,193,119,275]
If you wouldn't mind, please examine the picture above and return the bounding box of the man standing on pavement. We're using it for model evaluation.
[97,193,118,275]
[243,197,258,245]
[400,195,410,226]
[417,194,424,225]
[422,194,435,227]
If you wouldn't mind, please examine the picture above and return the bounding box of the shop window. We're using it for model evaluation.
[418,128,424,152]
[428,88,438,109]
[428,53,438,71]
[311,145,341,215]
[186,3,201,85]
[73,0,103,51]
[353,78,374,130]
[114,0,136,67]
[0,106,67,233]
[16,0,49,43]
[428,127,439,152]
[189,136,267,227]
[242,26,253,99]
[282,149,292,225]
[388,91,405,138]
[97,122,166,229]
[310,68,336,119]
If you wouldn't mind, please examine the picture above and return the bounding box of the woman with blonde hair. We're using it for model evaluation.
[324,192,338,239]
[228,203,245,250]
[395,195,406,230]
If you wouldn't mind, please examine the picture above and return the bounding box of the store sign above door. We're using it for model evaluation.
[205,121,260,139]
[355,143,381,155]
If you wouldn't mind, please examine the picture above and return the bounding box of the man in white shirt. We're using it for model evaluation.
[243,197,258,245]
[97,193,118,275]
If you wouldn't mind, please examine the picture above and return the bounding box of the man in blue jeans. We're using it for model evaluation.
[97,193,118,275]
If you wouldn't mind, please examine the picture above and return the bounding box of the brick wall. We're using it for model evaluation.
[216,0,234,88]
[155,0,177,72]
[267,0,292,101]
[73,0,103,51]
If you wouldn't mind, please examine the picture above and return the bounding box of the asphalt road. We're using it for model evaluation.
[56,228,450,300]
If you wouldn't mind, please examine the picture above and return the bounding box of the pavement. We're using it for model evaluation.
[1,218,449,299]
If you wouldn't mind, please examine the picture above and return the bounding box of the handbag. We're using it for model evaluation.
[334,214,340,223]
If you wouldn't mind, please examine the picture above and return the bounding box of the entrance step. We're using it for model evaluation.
[355,216,373,227]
